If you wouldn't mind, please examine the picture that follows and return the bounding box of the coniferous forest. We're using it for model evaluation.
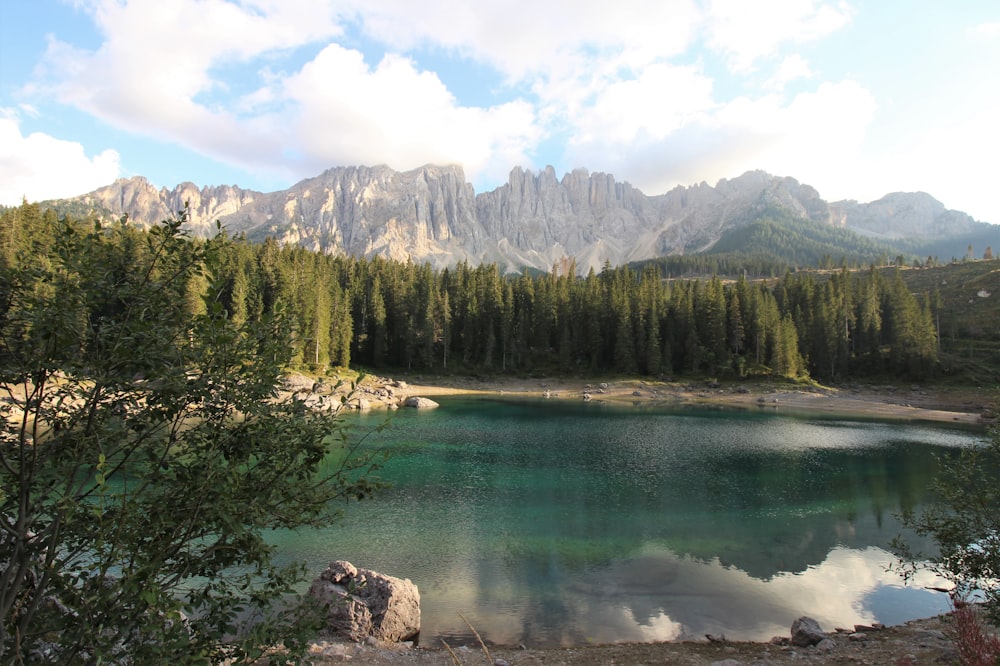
[1,202,941,382]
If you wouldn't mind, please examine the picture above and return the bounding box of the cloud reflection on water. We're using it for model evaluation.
[425,543,950,647]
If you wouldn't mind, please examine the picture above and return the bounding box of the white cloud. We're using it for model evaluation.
[564,78,877,198]
[342,0,702,81]
[29,0,546,186]
[705,0,853,71]
[282,45,540,180]
[31,0,345,171]
[568,63,717,145]
[972,22,1000,38]
[766,54,813,90]
[13,0,881,208]
[41,0,340,111]
[0,114,120,205]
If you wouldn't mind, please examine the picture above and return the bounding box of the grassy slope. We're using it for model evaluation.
[897,260,1000,386]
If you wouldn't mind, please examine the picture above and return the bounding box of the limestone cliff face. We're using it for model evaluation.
[56,165,984,274]
[475,166,663,273]
[76,177,257,235]
[245,164,484,266]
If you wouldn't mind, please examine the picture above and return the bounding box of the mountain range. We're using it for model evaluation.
[44,164,998,274]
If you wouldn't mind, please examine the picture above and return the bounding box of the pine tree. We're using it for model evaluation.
[772,313,805,377]
[726,285,746,359]
[698,276,728,372]
[329,281,352,368]
[856,268,883,368]
[612,285,637,374]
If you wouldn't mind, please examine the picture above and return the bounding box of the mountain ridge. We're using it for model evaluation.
[44,164,996,274]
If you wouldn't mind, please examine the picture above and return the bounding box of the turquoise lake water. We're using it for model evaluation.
[271,397,985,647]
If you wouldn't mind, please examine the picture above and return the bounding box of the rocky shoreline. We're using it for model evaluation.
[287,371,991,427]
[300,611,983,665]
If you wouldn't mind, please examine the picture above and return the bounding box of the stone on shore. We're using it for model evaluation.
[308,560,421,643]
[402,396,439,409]
[790,616,827,646]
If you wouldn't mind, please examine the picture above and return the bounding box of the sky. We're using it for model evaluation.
[1,1,998,223]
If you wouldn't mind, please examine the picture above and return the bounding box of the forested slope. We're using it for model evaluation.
[0,203,950,383]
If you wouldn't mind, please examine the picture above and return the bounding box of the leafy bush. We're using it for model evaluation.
[0,211,383,663]
[893,423,1000,625]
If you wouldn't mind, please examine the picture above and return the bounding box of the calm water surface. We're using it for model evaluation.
[272,397,985,647]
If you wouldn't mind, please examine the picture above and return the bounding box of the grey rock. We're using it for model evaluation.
[348,397,371,411]
[308,560,420,643]
[790,616,827,647]
[282,373,316,393]
[815,638,836,651]
[402,396,439,409]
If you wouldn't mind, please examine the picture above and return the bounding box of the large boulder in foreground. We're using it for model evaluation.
[790,616,827,646]
[402,396,439,409]
[308,560,420,643]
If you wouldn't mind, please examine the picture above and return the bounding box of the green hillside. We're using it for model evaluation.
[631,209,912,280]
[900,223,1000,264]
[706,209,905,266]
[897,260,1000,385]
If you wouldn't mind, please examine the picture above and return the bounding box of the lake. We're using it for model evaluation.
[271,396,984,647]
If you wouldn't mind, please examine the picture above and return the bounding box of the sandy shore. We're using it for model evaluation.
[387,374,992,426]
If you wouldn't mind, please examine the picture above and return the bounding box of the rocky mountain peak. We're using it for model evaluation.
[48,165,992,274]
[829,191,978,239]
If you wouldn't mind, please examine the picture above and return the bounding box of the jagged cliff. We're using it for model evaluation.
[56,164,988,274]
